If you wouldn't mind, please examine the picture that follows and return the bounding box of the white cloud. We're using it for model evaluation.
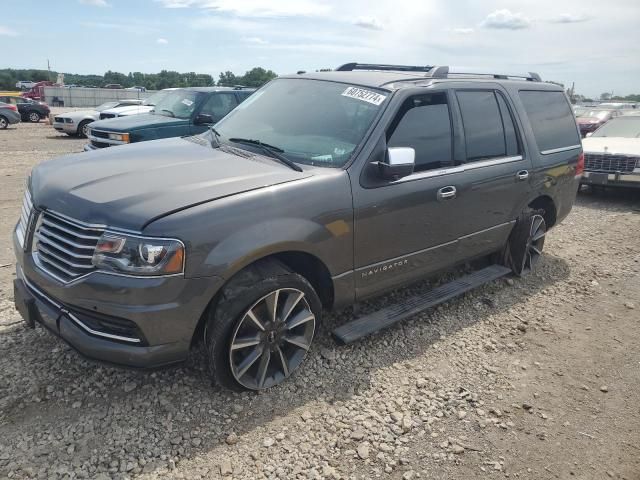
[0,25,18,36]
[242,36,268,44]
[157,37,169,44]
[549,13,590,24]
[452,27,474,34]
[481,9,531,30]
[156,0,331,17]
[354,17,383,30]
[79,0,110,6]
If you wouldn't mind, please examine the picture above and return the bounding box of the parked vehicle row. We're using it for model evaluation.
[13,64,583,392]
[575,108,623,137]
[0,95,50,123]
[52,100,143,137]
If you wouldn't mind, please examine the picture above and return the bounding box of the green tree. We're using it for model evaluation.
[217,71,238,87]
[239,67,277,87]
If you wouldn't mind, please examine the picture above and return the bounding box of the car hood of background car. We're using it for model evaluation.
[582,137,640,156]
[101,105,154,117]
[90,113,186,132]
[30,137,313,231]
[58,110,98,120]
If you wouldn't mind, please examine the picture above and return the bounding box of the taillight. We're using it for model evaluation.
[576,152,585,176]
[7,105,17,112]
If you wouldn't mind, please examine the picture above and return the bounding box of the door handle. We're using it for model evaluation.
[437,185,457,201]
[516,170,529,181]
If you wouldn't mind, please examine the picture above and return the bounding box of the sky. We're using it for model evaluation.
[1,0,639,97]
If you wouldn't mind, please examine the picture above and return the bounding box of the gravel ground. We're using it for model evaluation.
[1,118,639,480]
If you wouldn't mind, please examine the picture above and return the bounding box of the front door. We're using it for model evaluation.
[351,90,463,299]
[191,93,239,135]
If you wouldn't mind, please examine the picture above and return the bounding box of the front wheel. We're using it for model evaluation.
[206,260,321,391]
[28,111,41,123]
[0,115,8,129]
[77,120,91,138]
[505,209,546,276]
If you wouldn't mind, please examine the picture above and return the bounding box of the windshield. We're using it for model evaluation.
[214,78,387,168]
[580,110,611,120]
[142,90,170,106]
[96,102,119,112]
[152,90,200,119]
[592,117,640,138]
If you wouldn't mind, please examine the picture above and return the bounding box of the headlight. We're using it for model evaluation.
[64,118,74,123]
[108,132,130,143]
[92,233,184,276]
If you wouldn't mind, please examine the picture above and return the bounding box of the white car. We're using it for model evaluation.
[16,80,36,90]
[581,116,640,189]
[98,89,178,120]
[51,100,143,137]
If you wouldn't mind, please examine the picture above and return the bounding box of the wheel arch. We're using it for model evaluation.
[190,249,335,348]
[528,195,557,229]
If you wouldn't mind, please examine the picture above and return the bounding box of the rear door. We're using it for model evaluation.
[449,88,533,258]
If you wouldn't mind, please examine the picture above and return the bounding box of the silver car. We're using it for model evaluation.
[51,100,143,138]
[0,102,21,129]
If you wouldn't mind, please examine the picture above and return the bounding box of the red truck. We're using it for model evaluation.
[21,81,55,101]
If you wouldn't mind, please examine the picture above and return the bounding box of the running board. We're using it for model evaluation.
[332,264,511,345]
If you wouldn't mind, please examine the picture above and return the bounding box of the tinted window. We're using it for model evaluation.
[457,91,506,161]
[200,93,238,121]
[496,93,520,156]
[519,91,580,152]
[387,93,453,171]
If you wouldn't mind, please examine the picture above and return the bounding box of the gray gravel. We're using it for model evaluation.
[1,121,639,479]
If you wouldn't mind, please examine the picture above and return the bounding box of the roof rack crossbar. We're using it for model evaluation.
[335,63,541,82]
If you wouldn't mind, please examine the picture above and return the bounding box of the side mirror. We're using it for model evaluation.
[378,147,415,180]
[194,113,215,125]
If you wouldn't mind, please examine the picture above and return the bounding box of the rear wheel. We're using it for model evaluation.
[27,111,41,123]
[205,260,321,391]
[0,115,8,129]
[505,208,546,276]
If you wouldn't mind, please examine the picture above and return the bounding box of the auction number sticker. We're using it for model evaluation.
[341,86,387,106]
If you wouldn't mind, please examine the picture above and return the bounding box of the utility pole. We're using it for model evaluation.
[47,59,52,82]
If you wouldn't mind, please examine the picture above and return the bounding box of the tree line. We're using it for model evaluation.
[0,67,277,91]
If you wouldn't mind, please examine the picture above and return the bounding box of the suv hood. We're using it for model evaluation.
[31,137,312,231]
[102,105,154,117]
[582,137,640,156]
[90,113,186,132]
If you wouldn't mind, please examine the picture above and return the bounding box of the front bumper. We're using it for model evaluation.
[13,229,223,368]
[52,121,78,134]
[581,170,640,189]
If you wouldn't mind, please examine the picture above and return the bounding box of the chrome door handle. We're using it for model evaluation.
[437,185,457,201]
[516,170,529,181]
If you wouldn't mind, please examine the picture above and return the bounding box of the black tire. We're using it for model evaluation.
[504,208,547,276]
[205,259,321,391]
[27,111,41,123]
[0,115,8,129]
[77,120,91,138]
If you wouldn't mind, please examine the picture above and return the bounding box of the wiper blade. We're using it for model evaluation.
[229,138,302,172]
[209,126,222,148]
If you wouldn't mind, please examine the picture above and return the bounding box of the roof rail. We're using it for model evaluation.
[233,84,250,89]
[335,62,541,82]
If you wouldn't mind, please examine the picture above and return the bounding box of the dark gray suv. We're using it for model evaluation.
[13,63,583,391]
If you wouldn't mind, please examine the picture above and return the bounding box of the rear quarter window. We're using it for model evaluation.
[519,90,580,153]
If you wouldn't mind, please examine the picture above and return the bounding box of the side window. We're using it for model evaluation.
[387,92,453,172]
[200,93,238,121]
[236,91,252,103]
[456,90,507,161]
[519,91,580,153]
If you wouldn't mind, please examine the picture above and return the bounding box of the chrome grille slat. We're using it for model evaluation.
[584,153,638,174]
[16,190,33,248]
[34,211,104,283]
[37,229,97,250]
[41,217,102,240]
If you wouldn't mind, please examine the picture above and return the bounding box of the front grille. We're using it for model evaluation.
[91,129,110,139]
[584,153,638,174]
[16,189,34,248]
[54,117,64,123]
[99,113,116,120]
[90,140,111,148]
[34,212,103,283]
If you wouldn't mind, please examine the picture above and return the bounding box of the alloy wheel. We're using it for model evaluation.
[229,288,315,390]
[0,117,7,129]
[521,214,546,274]
[29,112,40,123]
[81,123,90,137]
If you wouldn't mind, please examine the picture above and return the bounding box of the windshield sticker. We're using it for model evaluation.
[341,87,387,106]
[311,154,333,162]
[181,99,194,106]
